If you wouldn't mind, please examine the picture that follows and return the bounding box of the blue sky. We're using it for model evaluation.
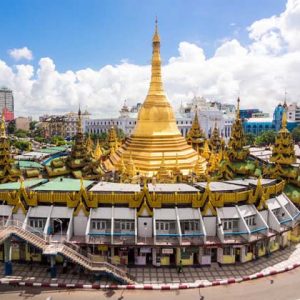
[0,0,286,71]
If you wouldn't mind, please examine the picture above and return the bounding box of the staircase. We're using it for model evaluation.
[0,220,135,284]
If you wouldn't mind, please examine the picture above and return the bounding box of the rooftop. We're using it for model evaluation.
[33,178,94,192]
[0,179,47,190]
[148,183,199,193]
[89,182,141,193]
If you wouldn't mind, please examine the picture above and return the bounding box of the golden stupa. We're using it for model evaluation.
[105,20,205,176]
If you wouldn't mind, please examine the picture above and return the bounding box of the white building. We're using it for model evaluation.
[287,102,300,124]
[84,97,235,139]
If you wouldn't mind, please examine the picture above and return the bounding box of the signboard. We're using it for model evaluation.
[140,247,152,254]
[135,256,146,265]
[162,248,173,255]
[98,245,108,251]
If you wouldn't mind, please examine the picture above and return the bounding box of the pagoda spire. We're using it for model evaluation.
[209,122,224,153]
[0,114,6,138]
[186,111,206,152]
[0,114,20,183]
[227,97,249,161]
[144,17,168,105]
[236,97,240,119]
[270,110,296,165]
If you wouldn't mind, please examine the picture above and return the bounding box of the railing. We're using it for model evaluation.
[3,219,48,241]
[62,240,133,281]
[0,219,135,283]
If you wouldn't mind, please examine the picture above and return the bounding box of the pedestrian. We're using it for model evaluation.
[178,260,183,273]
[29,253,33,271]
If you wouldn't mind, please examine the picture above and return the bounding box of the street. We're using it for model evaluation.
[1,267,300,300]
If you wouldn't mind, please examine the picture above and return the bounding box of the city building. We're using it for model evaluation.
[15,116,31,131]
[243,102,298,135]
[40,110,90,139]
[287,102,300,124]
[85,97,235,140]
[0,88,14,121]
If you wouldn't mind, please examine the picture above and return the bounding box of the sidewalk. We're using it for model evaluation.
[1,243,300,286]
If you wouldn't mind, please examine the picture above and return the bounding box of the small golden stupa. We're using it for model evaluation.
[105,20,205,176]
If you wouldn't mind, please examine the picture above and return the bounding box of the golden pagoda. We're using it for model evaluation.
[0,115,21,183]
[270,111,296,165]
[186,111,206,153]
[201,140,211,160]
[209,123,224,153]
[227,98,249,161]
[107,126,120,154]
[105,20,204,176]
[93,140,103,160]
[46,109,103,179]
[86,134,94,155]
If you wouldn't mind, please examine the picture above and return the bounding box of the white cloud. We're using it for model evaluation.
[1,0,300,118]
[8,47,33,61]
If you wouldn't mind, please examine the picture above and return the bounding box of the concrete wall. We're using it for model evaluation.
[203,216,216,236]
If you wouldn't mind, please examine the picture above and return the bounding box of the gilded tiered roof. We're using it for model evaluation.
[186,111,206,152]
[0,115,21,183]
[227,98,249,161]
[209,123,224,153]
[46,109,103,180]
[270,111,296,165]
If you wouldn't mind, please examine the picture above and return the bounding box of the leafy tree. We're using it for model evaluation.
[14,129,28,138]
[255,130,276,146]
[7,120,16,134]
[51,135,66,146]
[292,126,300,143]
[30,121,38,131]
[13,140,32,151]
[245,133,255,146]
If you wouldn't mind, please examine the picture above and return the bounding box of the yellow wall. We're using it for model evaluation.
[112,256,120,265]
[223,255,235,264]
[244,252,253,262]
[270,242,279,253]
[25,246,42,262]
[258,247,266,257]
[12,247,20,260]
[160,256,170,266]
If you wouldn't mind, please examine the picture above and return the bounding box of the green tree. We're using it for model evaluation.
[14,129,28,138]
[51,135,66,146]
[255,130,276,146]
[13,140,32,151]
[245,133,255,146]
[7,120,16,134]
[30,121,38,131]
[292,126,300,143]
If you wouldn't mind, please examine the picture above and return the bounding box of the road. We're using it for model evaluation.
[1,268,300,300]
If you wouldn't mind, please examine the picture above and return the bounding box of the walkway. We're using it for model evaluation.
[1,243,300,286]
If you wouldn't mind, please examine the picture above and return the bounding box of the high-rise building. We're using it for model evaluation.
[0,88,14,121]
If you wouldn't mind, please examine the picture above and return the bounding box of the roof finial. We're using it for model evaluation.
[236,97,240,119]
[282,110,287,129]
[153,17,160,43]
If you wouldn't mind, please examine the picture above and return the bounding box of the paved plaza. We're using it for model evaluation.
[1,243,300,286]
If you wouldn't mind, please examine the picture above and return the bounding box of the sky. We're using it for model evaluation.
[0,0,299,118]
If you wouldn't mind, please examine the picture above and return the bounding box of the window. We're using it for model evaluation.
[245,215,256,227]
[156,221,176,232]
[115,220,134,232]
[223,247,232,256]
[222,219,239,231]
